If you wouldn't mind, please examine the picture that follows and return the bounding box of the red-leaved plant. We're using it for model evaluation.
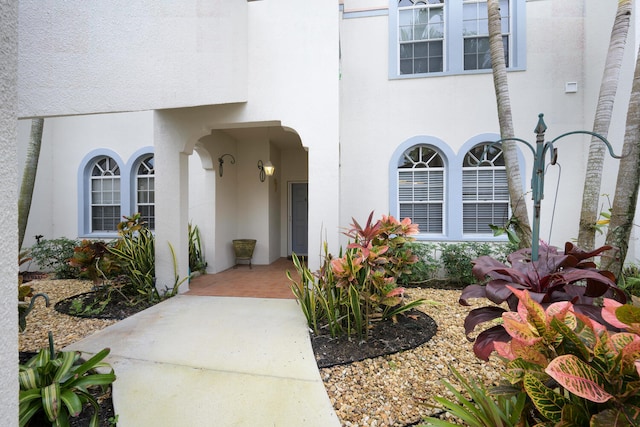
[288,212,423,338]
[460,242,627,360]
[491,287,640,426]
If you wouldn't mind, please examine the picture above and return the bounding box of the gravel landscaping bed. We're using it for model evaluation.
[19,278,504,427]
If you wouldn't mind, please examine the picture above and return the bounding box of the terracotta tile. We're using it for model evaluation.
[186,258,301,299]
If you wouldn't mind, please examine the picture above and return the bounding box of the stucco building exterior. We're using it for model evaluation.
[3,1,640,424]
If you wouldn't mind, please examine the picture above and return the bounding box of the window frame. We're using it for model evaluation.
[389,133,524,241]
[134,154,155,230]
[398,145,447,235]
[389,0,526,79]
[461,142,510,235]
[78,147,154,238]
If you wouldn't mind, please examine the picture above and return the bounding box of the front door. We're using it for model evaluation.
[290,182,308,256]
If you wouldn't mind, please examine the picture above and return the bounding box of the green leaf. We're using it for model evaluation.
[42,381,61,422]
[545,355,612,403]
[19,400,41,427]
[52,351,79,383]
[590,408,633,427]
[523,373,567,422]
[60,389,83,418]
[18,367,39,390]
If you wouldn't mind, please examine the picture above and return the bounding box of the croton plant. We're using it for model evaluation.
[460,242,627,361]
[493,287,640,426]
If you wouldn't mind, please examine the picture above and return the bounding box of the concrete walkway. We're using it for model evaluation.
[65,295,340,426]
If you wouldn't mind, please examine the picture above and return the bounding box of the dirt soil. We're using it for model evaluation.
[311,310,437,368]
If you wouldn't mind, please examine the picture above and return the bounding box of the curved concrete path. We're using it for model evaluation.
[65,295,340,426]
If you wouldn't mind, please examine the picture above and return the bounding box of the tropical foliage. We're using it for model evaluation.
[19,334,115,427]
[460,242,627,360]
[489,288,640,426]
[420,366,527,427]
[288,212,424,339]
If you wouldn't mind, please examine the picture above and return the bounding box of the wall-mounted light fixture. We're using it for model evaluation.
[218,154,235,177]
[257,160,275,182]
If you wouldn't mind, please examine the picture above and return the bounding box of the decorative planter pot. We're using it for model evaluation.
[232,239,257,268]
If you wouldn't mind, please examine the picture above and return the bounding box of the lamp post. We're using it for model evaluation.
[495,113,622,261]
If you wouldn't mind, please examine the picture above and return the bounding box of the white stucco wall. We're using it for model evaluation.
[18,0,248,118]
[18,112,155,252]
[339,0,637,251]
[1,1,18,425]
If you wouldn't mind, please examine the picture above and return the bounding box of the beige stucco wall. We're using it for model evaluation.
[18,0,248,117]
[338,0,637,251]
[1,1,18,425]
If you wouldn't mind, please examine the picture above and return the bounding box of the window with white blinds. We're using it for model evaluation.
[90,156,121,232]
[462,143,509,233]
[398,145,445,234]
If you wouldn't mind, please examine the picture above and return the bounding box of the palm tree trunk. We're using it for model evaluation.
[18,118,43,251]
[602,44,640,280]
[578,0,632,251]
[488,0,532,248]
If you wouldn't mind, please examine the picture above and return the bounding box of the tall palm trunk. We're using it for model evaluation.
[601,44,640,280]
[18,118,43,251]
[488,0,532,248]
[578,0,632,251]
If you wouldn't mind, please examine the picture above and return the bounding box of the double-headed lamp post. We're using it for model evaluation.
[495,113,622,261]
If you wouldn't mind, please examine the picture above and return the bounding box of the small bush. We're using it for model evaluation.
[621,264,640,297]
[29,237,80,279]
[397,242,439,285]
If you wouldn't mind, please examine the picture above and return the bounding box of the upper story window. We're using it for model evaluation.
[391,0,524,78]
[136,155,155,230]
[398,0,444,74]
[398,145,445,234]
[462,0,509,70]
[90,156,121,232]
[462,142,509,234]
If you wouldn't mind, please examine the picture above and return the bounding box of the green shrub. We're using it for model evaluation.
[189,222,207,274]
[19,334,115,427]
[621,264,640,297]
[29,237,80,279]
[107,214,158,303]
[420,366,527,427]
[438,242,514,285]
[397,242,439,285]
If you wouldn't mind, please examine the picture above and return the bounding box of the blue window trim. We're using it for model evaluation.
[78,149,126,238]
[389,135,455,240]
[78,147,154,238]
[389,133,526,241]
[388,0,526,80]
[127,147,155,229]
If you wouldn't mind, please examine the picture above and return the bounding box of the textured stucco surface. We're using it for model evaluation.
[18,0,248,117]
[0,1,19,425]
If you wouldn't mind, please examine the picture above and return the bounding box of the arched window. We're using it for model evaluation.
[136,155,155,229]
[398,145,445,233]
[90,156,121,232]
[462,142,509,234]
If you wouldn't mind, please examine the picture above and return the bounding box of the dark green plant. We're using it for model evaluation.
[19,333,116,427]
[188,222,207,274]
[438,242,496,285]
[107,214,158,303]
[621,264,640,297]
[420,366,527,427]
[29,237,80,279]
[397,242,439,285]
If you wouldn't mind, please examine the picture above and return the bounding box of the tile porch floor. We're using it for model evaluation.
[186,257,299,299]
